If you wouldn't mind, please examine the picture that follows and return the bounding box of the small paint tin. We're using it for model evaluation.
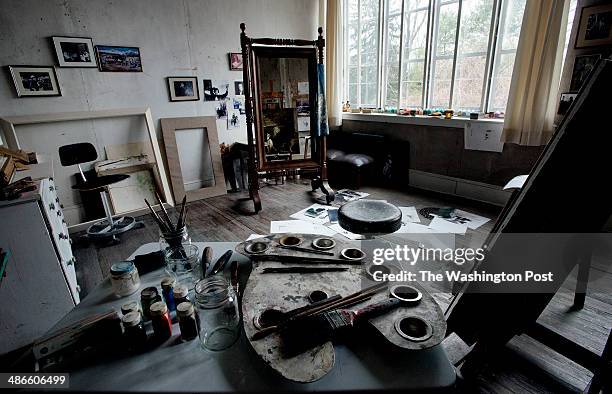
[110,261,141,297]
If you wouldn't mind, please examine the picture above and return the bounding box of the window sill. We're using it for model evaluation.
[342,112,505,129]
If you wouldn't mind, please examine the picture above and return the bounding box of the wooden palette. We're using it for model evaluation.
[237,234,447,383]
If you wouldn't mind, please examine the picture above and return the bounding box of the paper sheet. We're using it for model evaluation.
[432,209,491,230]
[246,234,265,241]
[290,203,334,225]
[428,217,468,234]
[399,206,421,224]
[394,222,443,234]
[504,175,528,190]
[329,224,365,240]
[270,220,336,236]
[464,120,504,152]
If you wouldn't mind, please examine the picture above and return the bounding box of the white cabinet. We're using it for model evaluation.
[0,176,79,355]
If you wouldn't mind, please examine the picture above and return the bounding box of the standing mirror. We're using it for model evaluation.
[240,24,334,213]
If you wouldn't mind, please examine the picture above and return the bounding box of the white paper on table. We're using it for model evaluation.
[431,209,491,230]
[464,120,504,152]
[290,203,334,225]
[503,175,528,190]
[394,222,443,234]
[270,220,336,236]
[398,206,420,223]
[329,223,365,240]
[428,217,468,235]
[246,234,265,241]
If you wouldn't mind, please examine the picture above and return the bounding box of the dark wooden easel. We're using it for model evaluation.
[240,23,334,213]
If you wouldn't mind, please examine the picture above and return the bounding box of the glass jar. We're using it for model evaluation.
[122,311,147,351]
[110,261,141,297]
[150,301,173,342]
[159,225,190,252]
[195,277,240,351]
[164,244,200,289]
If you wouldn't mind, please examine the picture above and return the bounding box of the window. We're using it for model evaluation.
[344,0,528,112]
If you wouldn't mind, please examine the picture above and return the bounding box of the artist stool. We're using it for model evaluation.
[59,142,143,243]
[338,199,402,235]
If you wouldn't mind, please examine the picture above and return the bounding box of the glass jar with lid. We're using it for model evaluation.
[194,277,240,351]
[110,261,141,297]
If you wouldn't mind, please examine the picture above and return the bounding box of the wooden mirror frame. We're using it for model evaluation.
[251,46,320,171]
[240,23,335,213]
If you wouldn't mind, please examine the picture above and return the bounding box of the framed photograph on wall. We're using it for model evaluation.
[557,93,577,116]
[51,36,97,67]
[8,66,62,97]
[575,4,612,48]
[228,53,243,70]
[570,54,601,92]
[167,77,200,101]
[95,45,143,72]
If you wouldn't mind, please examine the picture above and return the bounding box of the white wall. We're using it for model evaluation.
[0,0,319,224]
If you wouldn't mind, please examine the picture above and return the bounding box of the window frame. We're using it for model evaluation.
[343,0,523,112]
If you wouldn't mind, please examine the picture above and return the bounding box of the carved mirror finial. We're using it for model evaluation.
[240,23,246,33]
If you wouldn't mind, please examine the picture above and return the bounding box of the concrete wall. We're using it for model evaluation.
[0,0,319,224]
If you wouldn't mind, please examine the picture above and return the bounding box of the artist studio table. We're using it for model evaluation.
[50,242,456,392]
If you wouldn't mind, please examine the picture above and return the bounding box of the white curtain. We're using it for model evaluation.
[501,0,570,146]
[324,0,344,129]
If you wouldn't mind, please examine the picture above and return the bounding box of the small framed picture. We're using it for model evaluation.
[575,4,612,48]
[167,77,200,101]
[557,93,577,116]
[228,53,243,71]
[95,45,143,72]
[8,66,62,97]
[51,36,97,67]
[234,80,244,95]
[570,54,601,92]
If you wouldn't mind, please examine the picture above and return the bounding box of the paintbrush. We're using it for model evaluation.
[250,282,387,340]
[144,198,171,233]
[278,245,335,256]
[176,195,187,229]
[262,267,348,274]
[155,192,175,231]
[281,298,403,357]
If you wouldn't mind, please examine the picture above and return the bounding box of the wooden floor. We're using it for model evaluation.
[72,179,611,393]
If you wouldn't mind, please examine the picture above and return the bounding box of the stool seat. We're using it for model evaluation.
[338,199,402,235]
[72,174,130,191]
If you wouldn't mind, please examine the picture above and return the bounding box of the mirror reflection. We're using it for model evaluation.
[257,57,313,162]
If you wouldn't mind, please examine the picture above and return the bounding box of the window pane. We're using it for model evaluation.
[431,58,453,107]
[489,52,515,110]
[401,61,425,106]
[452,0,494,110]
[384,0,402,107]
[400,4,429,108]
[453,55,487,109]
[488,0,527,111]
[430,2,458,108]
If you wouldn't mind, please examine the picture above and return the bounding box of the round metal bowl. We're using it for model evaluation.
[312,237,336,250]
[245,241,270,254]
[254,308,284,329]
[395,316,433,342]
[278,235,302,247]
[340,247,366,261]
[390,285,423,306]
[366,264,391,279]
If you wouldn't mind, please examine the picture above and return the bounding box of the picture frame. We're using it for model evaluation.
[8,66,62,97]
[228,52,243,71]
[95,45,143,72]
[166,76,200,101]
[51,36,97,67]
[569,54,601,92]
[575,4,612,48]
[160,116,226,202]
[557,93,577,116]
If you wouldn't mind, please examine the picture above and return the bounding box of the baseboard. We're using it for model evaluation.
[409,170,511,207]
